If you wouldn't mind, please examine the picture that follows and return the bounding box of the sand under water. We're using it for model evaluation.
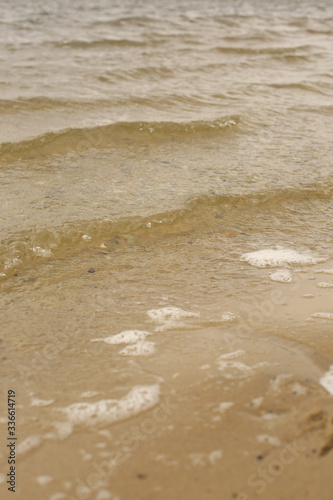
[1,0,333,498]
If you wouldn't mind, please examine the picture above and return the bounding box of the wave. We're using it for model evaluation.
[263,82,329,95]
[89,16,164,27]
[1,185,332,277]
[215,44,314,56]
[290,104,333,115]
[0,97,99,113]
[51,38,153,49]
[0,117,240,156]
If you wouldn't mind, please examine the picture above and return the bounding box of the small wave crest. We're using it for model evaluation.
[0,117,240,156]
[1,185,332,277]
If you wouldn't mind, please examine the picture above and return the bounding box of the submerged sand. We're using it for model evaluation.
[2,263,333,499]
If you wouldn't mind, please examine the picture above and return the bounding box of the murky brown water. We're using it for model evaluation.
[1,0,333,498]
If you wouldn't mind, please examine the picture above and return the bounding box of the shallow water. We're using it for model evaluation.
[0,0,333,498]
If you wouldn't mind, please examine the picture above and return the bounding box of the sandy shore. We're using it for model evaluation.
[5,262,333,500]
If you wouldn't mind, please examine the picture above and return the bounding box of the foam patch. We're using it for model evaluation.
[119,341,155,356]
[269,269,293,282]
[240,247,323,268]
[147,306,200,331]
[91,330,151,345]
[320,365,333,396]
[309,312,333,320]
[220,312,237,322]
[56,385,160,428]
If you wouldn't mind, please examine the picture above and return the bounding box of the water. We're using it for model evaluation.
[1,1,333,499]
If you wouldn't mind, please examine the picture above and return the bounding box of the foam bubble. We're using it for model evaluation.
[292,383,307,396]
[270,374,292,391]
[320,365,333,396]
[309,312,333,320]
[302,294,314,298]
[32,247,53,257]
[219,350,245,360]
[17,435,41,455]
[240,247,323,268]
[250,396,263,408]
[220,312,237,322]
[81,391,99,398]
[147,306,200,331]
[56,385,160,428]
[31,398,54,407]
[209,450,223,465]
[4,257,22,270]
[217,354,267,378]
[262,413,278,420]
[52,421,74,440]
[269,269,293,283]
[218,360,252,375]
[218,402,234,413]
[36,475,53,486]
[315,269,333,274]
[91,330,151,345]
[317,282,333,288]
[119,341,155,356]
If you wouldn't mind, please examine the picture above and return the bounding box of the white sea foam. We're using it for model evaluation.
[17,435,41,455]
[250,396,264,408]
[317,282,333,288]
[309,312,333,320]
[220,312,237,322]
[292,383,307,396]
[217,351,267,378]
[147,306,200,331]
[31,397,54,407]
[56,385,160,428]
[315,269,333,274]
[52,421,74,440]
[269,269,293,283]
[81,391,99,398]
[218,360,252,374]
[32,247,53,257]
[270,374,292,391]
[4,257,22,270]
[119,341,155,356]
[208,450,223,465]
[302,294,314,298]
[91,330,151,345]
[240,247,323,268]
[219,350,245,360]
[36,475,53,486]
[320,365,333,396]
[262,412,278,420]
[218,402,234,413]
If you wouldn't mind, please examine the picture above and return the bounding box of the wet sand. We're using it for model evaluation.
[2,263,333,499]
